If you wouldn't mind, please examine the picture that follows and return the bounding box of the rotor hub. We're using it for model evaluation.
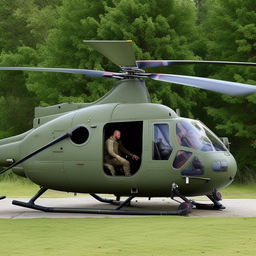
[119,67,146,79]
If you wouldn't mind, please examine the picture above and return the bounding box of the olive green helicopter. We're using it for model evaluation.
[0,40,256,215]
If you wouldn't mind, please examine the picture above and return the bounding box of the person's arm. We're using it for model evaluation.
[119,141,140,160]
[119,141,132,157]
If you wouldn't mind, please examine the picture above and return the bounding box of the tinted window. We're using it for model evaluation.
[176,120,213,152]
[153,124,172,160]
[204,128,227,151]
[173,150,192,168]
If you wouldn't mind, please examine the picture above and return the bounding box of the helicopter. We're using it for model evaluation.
[0,40,256,216]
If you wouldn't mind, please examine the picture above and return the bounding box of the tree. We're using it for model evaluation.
[28,0,203,119]
[98,0,201,117]
[0,0,61,138]
[200,0,256,181]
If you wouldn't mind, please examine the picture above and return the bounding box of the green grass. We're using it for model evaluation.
[1,179,256,198]
[221,183,256,199]
[0,217,256,256]
[1,181,256,255]
[0,180,85,198]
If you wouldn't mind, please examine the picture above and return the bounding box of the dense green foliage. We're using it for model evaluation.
[0,0,255,181]
[0,0,61,136]
[199,0,256,181]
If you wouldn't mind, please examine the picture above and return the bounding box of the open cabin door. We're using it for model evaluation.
[103,121,143,176]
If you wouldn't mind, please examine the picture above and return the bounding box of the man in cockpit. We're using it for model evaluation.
[104,130,139,176]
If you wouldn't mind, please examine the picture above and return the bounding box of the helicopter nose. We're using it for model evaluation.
[180,152,237,188]
[204,152,237,188]
[211,152,237,185]
[212,160,228,172]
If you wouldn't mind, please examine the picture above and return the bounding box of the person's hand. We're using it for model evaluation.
[132,154,140,160]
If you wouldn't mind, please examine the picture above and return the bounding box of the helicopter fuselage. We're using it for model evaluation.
[1,40,255,214]
[0,101,237,197]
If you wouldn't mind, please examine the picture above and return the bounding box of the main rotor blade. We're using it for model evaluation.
[0,67,123,78]
[84,40,137,67]
[148,73,256,96]
[137,60,256,69]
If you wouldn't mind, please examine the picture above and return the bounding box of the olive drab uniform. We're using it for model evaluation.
[104,136,132,176]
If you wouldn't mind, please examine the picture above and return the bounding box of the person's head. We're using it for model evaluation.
[113,130,121,140]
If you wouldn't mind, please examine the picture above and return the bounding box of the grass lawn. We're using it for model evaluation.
[221,183,256,199]
[1,181,256,256]
[0,180,81,198]
[0,217,256,256]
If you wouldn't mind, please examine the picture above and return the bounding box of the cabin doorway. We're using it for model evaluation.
[103,121,143,176]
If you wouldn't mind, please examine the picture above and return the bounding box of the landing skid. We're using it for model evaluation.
[12,187,191,216]
[0,196,6,200]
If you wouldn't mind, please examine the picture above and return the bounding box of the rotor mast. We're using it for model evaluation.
[94,79,151,104]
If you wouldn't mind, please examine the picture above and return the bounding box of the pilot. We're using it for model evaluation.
[104,130,140,176]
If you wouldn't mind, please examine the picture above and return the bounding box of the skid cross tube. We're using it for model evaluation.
[116,195,135,210]
[190,192,225,210]
[171,184,225,211]
[207,194,225,209]
[171,185,191,204]
[29,187,48,204]
[12,187,48,209]
[90,193,121,206]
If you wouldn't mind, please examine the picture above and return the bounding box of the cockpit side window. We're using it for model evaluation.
[153,124,172,160]
[176,120,213,152]
[176,120,227,152]
[204,128,227,151]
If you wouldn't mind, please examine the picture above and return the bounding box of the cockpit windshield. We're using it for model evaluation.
[176,120,227,152]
